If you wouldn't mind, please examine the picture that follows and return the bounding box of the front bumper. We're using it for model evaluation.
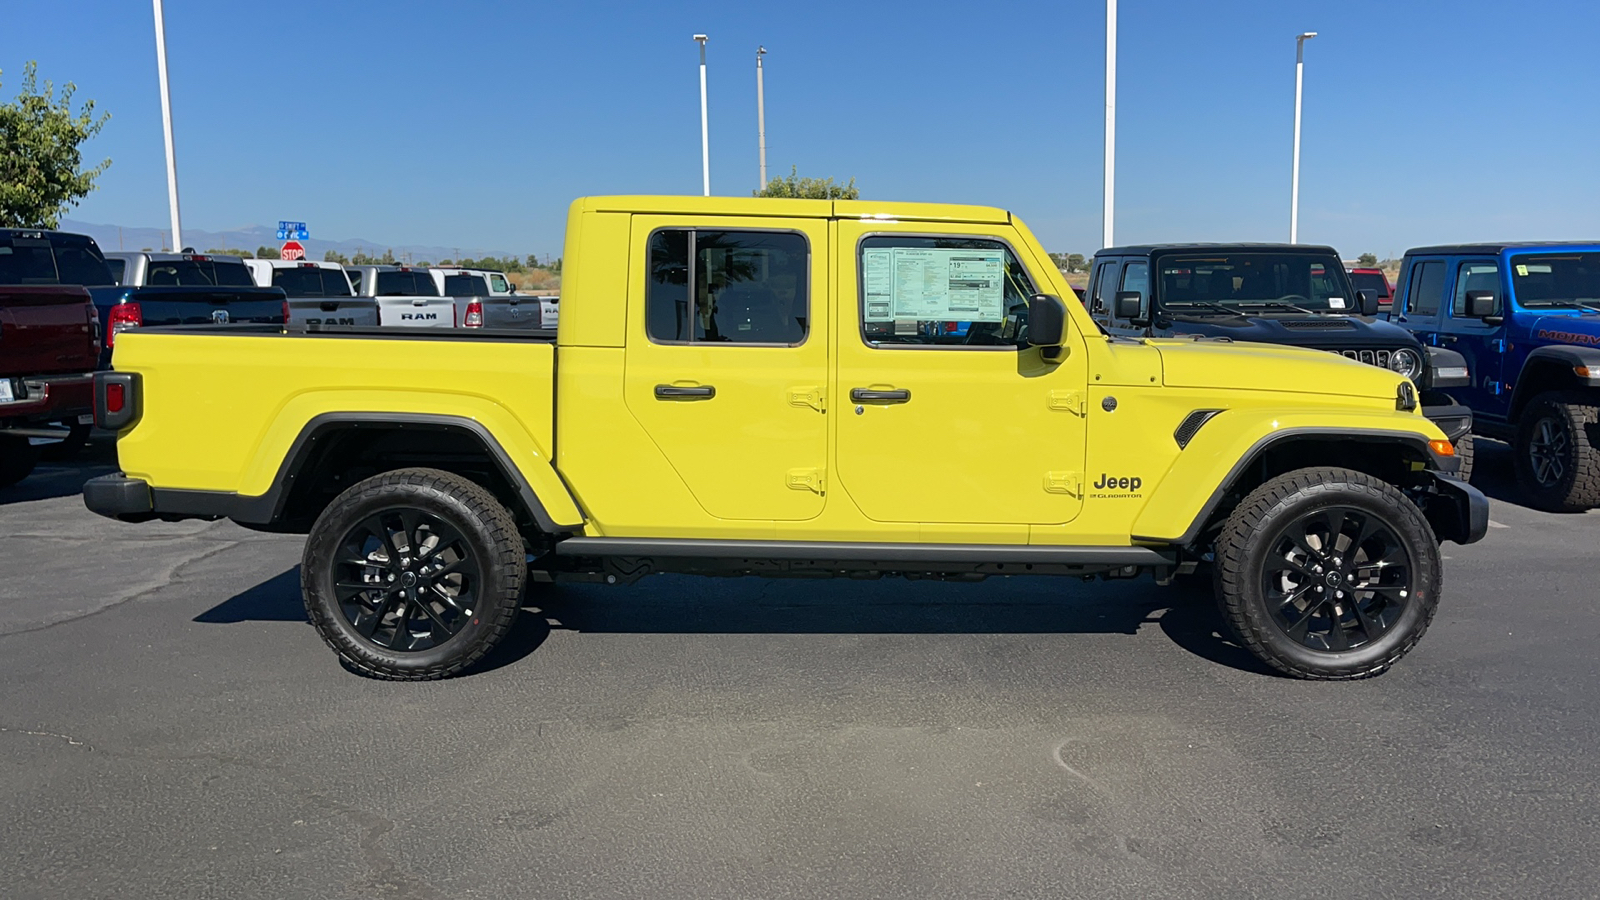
[1424,473,1489,546]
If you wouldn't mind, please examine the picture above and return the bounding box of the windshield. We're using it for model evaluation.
[374,271,440,296]
[1157,253,1354,312]
[1510,253,1600,309]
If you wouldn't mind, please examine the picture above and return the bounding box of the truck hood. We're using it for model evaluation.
[1529,314,1600,348]
[1148,338,1408,400]
[1163,310,1421,350]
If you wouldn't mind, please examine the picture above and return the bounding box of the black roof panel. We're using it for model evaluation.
[1096,243,1340,257]
[1403,242,1600,256]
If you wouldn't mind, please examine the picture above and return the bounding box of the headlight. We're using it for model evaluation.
[1388,347,1423,380]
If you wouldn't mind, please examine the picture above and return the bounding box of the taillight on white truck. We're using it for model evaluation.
[106,302,142,347]
[464,300,484,328]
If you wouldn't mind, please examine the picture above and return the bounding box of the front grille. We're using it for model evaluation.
[1329,348,1392,369]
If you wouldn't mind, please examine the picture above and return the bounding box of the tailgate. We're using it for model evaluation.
[288,297,380,327]
[0,286,97,377]
[377,296,456,327]
[454,295,545,330]
[126,287,287,327]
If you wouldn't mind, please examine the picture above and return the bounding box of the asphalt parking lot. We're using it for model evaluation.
[3,440,1599,900]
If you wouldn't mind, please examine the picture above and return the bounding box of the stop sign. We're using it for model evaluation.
[280,240,305,261]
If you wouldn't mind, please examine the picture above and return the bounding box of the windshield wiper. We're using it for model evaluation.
[1235,300,1318,314]
[1165,301,1239,316]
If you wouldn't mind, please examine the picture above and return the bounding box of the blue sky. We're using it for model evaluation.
[5,0,1599,260]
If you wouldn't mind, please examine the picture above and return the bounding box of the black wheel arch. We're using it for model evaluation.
[1509,346,1600,421]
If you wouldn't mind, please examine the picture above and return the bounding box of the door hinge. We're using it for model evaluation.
[1044,471,1082,496]
[1047,389,1085,415]
[788,386,825,413]
[1490,339,1509,353]
[787,467,825,494]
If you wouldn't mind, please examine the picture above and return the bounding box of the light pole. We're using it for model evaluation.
[152,0,183,251]
[756,46,768,191]
[1290,31,1317,244]
[1102,0,1117,249]
[694,34,710,196]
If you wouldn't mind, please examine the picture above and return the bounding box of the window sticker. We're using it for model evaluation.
[1515,264,1529,276]
[862,247,1006,323]
[1328,296,1346,309]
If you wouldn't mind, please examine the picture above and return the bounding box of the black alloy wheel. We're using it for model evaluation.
[1261,506,1411,653]
[1525,413,1571,489]
[334,509,483,653]
[1513,391,1600,512]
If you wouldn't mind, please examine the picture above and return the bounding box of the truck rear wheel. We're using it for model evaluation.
[0,435,40,489]
[1214,467,1442,680]
[1513,391,1600,512]
[302,468,526,680]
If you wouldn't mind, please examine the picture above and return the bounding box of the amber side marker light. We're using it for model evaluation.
[1576,365,1591,378]
[1429,440,1456,458]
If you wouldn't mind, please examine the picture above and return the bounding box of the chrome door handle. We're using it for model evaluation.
[850,388,910,403]
[655,384,716,400]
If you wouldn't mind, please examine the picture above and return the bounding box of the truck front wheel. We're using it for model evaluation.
[1513,391,1600,512]
[302,468,527,680]
[1214,467,1442,680]
[0,435,40,489]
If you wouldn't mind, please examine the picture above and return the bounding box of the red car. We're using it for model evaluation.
[1347,267,1394,310]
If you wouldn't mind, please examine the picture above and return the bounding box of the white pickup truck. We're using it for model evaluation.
[346,265,456,328]
[427,266,554,330]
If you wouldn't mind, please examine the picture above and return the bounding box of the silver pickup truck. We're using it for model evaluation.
[346,265,457,328]
[428,267,552,330]
[243,259,378,327]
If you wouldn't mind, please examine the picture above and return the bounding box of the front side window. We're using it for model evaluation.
[646,229,808,344]
[490,273,510,293]
[1120,261,1149,298]
[858,236,1036,347]
[1508,253,1600,310]
[1157,252,1352,312]
[1452,262,1500,316]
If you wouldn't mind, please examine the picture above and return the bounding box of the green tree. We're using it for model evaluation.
[1357,252,1378,267]
[1066,253,1087,273]
[255,245,277,260]
[323,250,349,264]
[0,62,111,228]
[525,253,539,269]
[754,166,859,200]
[204,247,252,257]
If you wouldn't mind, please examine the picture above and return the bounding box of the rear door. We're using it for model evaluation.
[1438,257,1508,416]
[622,216,828,521]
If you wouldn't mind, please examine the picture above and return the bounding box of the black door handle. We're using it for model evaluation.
[655,384,716,399]
[851,388,911,403]
[1438,335,1457,344]
[320,302,340,312]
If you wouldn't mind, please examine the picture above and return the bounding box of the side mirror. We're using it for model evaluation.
[508,283,519,293]
[1465,290,1498,320]
[1356,289,1380,316]
[1114,291,1149,327]
[1026,293,1069,349]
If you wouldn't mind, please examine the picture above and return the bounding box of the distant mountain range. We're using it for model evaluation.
[61,218,522,264]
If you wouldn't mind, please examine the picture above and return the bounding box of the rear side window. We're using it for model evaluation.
[1408,260,1445,316]
[857,235,1036,347]
[1452,262,1500,316]
[211,262,254,286]
[646,229,809,344]
[374,271,440,296]
[443,274,490,296]
[106,258,127,284]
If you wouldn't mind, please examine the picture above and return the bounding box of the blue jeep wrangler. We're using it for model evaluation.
[1087,243,1475,467]
[1390,243,1600,511]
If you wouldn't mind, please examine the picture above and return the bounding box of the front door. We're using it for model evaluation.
[1438,257,1509,417]
[623,216,829,521]
[832,221,1088,528]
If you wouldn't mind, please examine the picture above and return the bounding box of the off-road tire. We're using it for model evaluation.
[0,435,40,489]
[1214,467,1442,680]
[1453,433,1475,484]
[302,468,526,680]
[1513,391,1600,512]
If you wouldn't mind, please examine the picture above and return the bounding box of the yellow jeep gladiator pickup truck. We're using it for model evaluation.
[83,196,1488,681]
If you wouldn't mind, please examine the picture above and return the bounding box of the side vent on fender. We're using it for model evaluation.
[1174,409,1223,449]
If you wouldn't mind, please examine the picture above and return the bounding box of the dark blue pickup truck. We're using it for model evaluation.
[1389,243,1600,511]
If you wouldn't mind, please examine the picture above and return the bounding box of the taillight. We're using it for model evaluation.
[464,300,483,327]
[106,382,126,414]
[282,298,291,324]
[106,302,142,347]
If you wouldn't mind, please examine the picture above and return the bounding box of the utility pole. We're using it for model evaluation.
[1103,0,1116,249]
[695,34,710,196]
[1290,32,1318,244]
[152,0,184,252]
[756,46,768,191]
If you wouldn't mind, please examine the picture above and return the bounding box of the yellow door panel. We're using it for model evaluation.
[623,215,830,521]
[831,221,1089,527]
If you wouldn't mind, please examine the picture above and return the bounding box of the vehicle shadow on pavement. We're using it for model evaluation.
[0,441,116,506]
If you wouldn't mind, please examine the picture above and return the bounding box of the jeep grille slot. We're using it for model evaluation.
[1174,409,1224,449]
[1331,348,1392,369]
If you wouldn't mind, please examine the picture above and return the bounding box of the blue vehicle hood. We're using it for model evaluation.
[1160,311,1423,349]
[1530,314,1600,348]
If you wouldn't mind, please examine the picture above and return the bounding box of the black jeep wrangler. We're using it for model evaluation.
[1087,244,1477,476]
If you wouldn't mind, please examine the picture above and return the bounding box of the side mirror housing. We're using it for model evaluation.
[1356,289,1380,316]
[1465,289,1499,320]
[1027,293,1069,350]
[508,283,519,293]
[1114,291,1149,327]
